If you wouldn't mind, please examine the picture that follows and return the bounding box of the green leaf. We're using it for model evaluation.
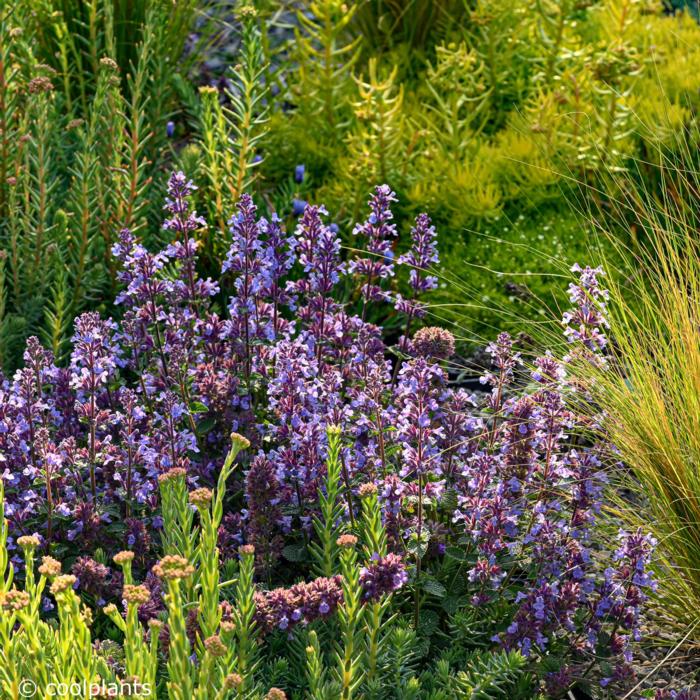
[421,577,447,598]
[282,543,308,563]
[196,417,217,435]
[445,546,468,562]
[442,595,466,615]
[406,530,430,559]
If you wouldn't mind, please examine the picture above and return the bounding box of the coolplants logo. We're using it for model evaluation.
[18,679,153,697]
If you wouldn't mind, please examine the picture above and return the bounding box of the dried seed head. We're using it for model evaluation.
[152,555,195,581]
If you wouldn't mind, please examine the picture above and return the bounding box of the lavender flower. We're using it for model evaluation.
[349,185,398,307]
[395,213,439,320]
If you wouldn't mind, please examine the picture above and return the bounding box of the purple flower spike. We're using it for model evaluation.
[349,184,398,307]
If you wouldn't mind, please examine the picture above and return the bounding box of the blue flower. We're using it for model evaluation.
[292,199,307,216]
[166,121,175,138]
[294,164,305,183]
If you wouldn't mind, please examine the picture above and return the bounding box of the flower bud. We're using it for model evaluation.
[152,555,195,581]
[336,534,358,548]
[38,556,62,577]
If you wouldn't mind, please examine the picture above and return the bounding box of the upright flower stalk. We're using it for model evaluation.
[357,482,393,683]
[311,425,345,577]
[335,535,364,700]
[191,486,219,639]
[154,555,196,700]
[158,468,195,570]
[233,544,258,691]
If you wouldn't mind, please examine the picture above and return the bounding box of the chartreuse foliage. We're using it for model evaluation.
[243,0,700,336]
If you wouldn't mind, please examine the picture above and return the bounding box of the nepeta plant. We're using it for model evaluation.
[0,172,655,695]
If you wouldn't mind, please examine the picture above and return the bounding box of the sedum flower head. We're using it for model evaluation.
[358,482,378,498]
[220,620,236,634]
[204,634,227,657]
[336,534,358,549]
[113,550,135,566]
[17,534,40,550]
[189,487,213,508]
[28,76,54,93]
[158,467,187,484]
[39,556,62,577]
[2,588,30,611]
[152,555,195,581]
[224,674,243,690]
[99,57,118,71]
[50,574,77,595]
[231,432,251,450]
[123,585,151,606]
[266,689,287,700]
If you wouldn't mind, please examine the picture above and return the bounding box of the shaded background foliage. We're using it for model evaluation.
[2,0,700,368]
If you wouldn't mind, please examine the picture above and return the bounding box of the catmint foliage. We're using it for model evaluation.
[0,174,654,695]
